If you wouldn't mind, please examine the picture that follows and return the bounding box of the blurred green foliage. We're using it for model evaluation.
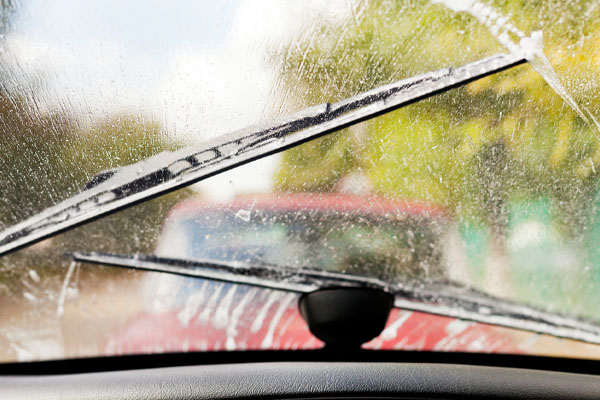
[0,108,188,289]
[275,0,600,236]
[274,0,600,313]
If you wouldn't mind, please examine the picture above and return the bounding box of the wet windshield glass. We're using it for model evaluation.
[2,0,600,361]
[156,197,448,280]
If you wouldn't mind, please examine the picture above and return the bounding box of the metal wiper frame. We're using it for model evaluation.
[72,251,600,345]
[0,52,525,256]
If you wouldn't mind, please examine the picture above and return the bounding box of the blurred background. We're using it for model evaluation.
[1,0,600,361]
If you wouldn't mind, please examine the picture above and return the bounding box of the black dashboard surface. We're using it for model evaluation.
[2,361,600,399]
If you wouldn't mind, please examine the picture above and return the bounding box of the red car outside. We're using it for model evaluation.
[106,193,524,355]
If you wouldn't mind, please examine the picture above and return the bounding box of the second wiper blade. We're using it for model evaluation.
[0,53,525,256]
[70,251,393,293]
[72,251,600,345]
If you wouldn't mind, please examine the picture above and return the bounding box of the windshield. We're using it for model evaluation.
[2,0,600,362]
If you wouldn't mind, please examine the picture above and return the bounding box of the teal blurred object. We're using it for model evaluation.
[459,198,600,319]
[457,219,489,288]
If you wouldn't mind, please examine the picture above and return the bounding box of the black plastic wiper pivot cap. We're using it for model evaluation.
[299,287,393,350]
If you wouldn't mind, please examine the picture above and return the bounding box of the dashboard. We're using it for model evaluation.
[2,361,600,399]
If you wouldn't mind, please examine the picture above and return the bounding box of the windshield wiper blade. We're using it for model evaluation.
[0,53,525,256]
[71,251,392,293]
[72,251,600,345]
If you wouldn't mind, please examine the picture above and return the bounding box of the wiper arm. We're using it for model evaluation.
[0,53,525,256]
[72,251,600,345]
